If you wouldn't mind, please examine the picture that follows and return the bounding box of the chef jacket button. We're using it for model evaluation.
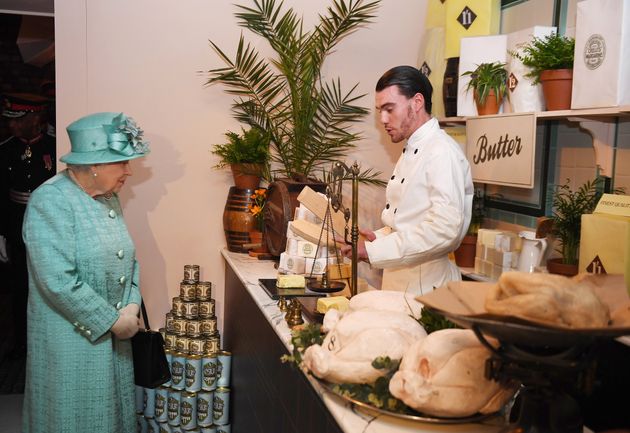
[402,147,406,153]
[119,275,126,285]
[27,160,31,164]
[390,175,395,180]
[115,302,122,310]
[401,178,405,184]
[117,250,124,259]
[109,210,116,218]
[414,149,418,154]
[394,208,398,214]
[385,203,390,209]
[27,174,31,179]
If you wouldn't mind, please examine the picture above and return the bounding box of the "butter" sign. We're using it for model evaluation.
[465,113,536,188]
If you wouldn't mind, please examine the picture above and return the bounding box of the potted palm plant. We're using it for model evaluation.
[206,0,384,255]
[547,177,605,276]
[510,33,575,111]
[461,62,508,115]
[212,127,271,190]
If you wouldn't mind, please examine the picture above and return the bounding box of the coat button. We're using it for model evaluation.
[119,276,126,285]
[115,302,122,310]
[85,330,92,337]
[117,250,124,259]
[109,210,116,218]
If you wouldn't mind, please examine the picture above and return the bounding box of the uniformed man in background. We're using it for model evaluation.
[0,93,56,358]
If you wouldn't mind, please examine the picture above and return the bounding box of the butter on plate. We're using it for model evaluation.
[277,274,306,288]
[316,296,349,314]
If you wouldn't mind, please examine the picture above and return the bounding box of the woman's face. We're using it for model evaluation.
[93,161,132,195]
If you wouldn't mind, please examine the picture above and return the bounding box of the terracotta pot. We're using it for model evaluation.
[546,257,578,277]
[540,69,573,111]
[454,234,477,268]
[474,89,502,115]
[231,163,262,190]
[222,186,257,252]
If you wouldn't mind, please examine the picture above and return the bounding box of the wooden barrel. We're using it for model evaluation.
[223,187,256,252]
[443,57,459,117]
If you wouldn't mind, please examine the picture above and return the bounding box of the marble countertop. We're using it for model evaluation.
[221,249,505,433]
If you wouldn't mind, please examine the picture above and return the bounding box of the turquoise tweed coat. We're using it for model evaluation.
[22,171,141,433]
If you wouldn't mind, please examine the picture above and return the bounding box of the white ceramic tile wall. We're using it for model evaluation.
[555,121,598,190]
[614,119,630,191]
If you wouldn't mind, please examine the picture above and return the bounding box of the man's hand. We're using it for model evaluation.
[339,228,375,262]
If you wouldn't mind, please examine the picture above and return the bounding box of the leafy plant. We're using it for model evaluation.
[417,308,459,334]
[510,33,575,84]
[212,127,270,167]
[205,0,384,184]
[550,177,624,265]
[468,189,485,236]
[461,62,508,105]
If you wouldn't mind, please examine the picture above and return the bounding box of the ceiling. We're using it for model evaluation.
[0,0,53,16]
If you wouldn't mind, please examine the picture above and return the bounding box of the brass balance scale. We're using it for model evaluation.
[273,161,361,328]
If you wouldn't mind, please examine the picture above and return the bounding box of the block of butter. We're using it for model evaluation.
[277,274,306,288]
[316,296,349,314]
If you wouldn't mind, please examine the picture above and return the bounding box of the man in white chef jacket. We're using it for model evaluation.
[342,65,474,295]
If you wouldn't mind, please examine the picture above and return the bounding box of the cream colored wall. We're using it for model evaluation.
[54,0,428,330]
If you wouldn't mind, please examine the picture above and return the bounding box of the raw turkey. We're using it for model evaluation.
[303,291,427,384]
[389,329,517,417]
[348,289,422,317]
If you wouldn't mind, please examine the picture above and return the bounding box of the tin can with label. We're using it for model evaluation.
[135,385,145,414]
[196,390,214,427]
[165,333,178,350]
[197,300,215,318]
[172,318,187,336]
[185,353,202,392]
[200,426,217,433]
[180,281,197,301]
[144,386,156,418]
[212,387,230,425]
[184,264,200,282]
[175,336,190,355]
[137,413,148,433]
[203,335,220,356]
[158,421,172,433]
[154,386,169,423]
[183,301,199,319]
[165,312,175,333]
[186,319,202,338]
[170,351,187,390]
[201,353,217,391]
[215,425,230,433]
[199,317,217,336]
[195,281,212,300]
[216,351,232,388]
[180,391,198,430]
[163,348,173,388]
[147,417,160,433]
[172,297,184,318]
[188,338,205,356]
[170,424,183,433]
[167,388,181,426]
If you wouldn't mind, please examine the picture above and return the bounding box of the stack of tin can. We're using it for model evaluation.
[134,264,232,433]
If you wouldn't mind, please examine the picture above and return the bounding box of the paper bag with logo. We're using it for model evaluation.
[571,0,630,109]
[579,194,630,292]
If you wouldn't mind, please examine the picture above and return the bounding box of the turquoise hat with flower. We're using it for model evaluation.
[60,112,150,165]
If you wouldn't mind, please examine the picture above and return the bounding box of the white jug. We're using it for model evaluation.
[517,231,548,273]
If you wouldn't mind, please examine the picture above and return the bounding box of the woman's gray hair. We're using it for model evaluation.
[66,163,92,173]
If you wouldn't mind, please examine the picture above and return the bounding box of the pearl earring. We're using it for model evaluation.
[92,172,98,177]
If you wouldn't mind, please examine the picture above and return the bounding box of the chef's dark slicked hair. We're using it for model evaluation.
[375,65,433,114]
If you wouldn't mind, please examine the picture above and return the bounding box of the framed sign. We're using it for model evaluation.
[466,112,537,188]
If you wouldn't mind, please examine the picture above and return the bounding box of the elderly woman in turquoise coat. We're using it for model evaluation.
[22,112,150,433]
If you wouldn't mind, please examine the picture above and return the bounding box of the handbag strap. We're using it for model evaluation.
[140,300,151,330]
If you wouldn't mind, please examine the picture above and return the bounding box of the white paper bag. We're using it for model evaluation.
[572,0,630,108]
[505,26,556,113]
[457,35,507,117]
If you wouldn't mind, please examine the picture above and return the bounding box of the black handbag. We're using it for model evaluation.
[131,301,171,388]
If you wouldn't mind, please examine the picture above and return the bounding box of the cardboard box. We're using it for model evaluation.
[505,26,556,113]
[571,0,630,108]
[445,0,501,58]
[579,194,630,290]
